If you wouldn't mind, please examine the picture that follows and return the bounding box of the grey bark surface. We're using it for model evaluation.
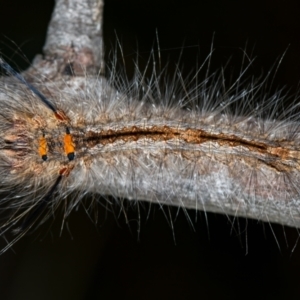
[29,0,104,78]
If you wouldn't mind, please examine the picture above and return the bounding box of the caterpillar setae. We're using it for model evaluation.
[0,41,300,254]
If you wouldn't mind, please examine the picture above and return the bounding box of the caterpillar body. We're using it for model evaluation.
[0,51,300,253]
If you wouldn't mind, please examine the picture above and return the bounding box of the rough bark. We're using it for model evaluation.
[29,0,104,79]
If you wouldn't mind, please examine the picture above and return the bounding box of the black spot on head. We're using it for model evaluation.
[67,152,75,161]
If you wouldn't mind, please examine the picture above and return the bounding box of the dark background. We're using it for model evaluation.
[1,0,300,299]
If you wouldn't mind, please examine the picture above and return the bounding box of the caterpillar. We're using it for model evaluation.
[0,43,300,253]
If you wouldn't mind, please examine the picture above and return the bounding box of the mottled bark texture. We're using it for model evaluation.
[29,0,104,79]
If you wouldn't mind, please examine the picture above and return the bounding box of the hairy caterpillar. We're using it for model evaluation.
[0,43,300,254]
[4,3,300,300]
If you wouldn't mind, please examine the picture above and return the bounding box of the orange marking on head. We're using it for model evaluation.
[64,133,75,158]
[38,136,48,160]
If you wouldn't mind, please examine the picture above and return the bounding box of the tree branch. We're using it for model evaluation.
[28,0,104,78]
